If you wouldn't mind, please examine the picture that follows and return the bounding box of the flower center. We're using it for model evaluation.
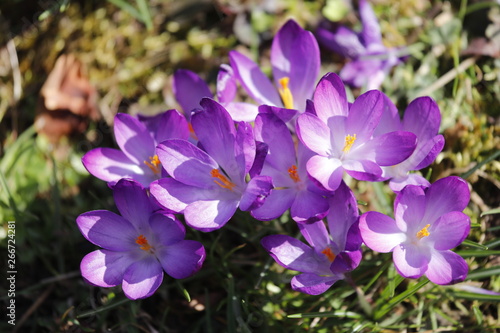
[278,77,294,109]
[144,155,161,175]
[287,165,301,183]
[321,247,336,262]
[211,169,236,191]
[135,234,153,252]
[342,134,357,153]
[416,224,431,240]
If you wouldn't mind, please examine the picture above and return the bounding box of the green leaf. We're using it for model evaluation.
[461,150,500,179]
[287,311,363,319]
[374,279,430,320]
[451,292,500,302]
[457,250,500,258]
[481,207,500,216]
[461,239,489,250]
[467,266,500,280]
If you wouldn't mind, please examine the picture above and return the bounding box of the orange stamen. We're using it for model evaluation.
[135,234,153,251]
[144,155,161,175]
[321,247,336,262]
[278,77,294,109]
[342,134,357,153]
[211,169,236,191]
[288,165,301,183]
[416,224,431,240]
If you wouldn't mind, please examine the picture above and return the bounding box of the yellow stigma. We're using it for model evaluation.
[287,165,301,183]
[342,134,357,153]
[321,247,336,262]
[416,224,431,240]
[211,169,236,191]
[135,234,153,251]
[278,77,294,109]
[144,155,161,175]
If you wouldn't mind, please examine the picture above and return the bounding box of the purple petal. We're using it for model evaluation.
[403,96,441,142]
[249,141,268,178]
[326,181,358,251]
[290,190,329,223]
[184,199,239,232]
[373,94,402,136]
[427,212,470,251]
[352,131,417,166]
[193,99,241,177]
[316,23,365,58]
[255,113,295,170]
[394,185,426,233]
[359,211,406,252]
[425,250,468,285]
[422,176,470,224]
[412,135,445,170]
[234,120,256,177]
[173,69,212,120]
[345,90,384,142]
[217,64,237,103]
[122,256,164,299]
[298,219,330,252]
[114,113,155,164]
[258,104,299,124]
[239,175,274,211]
[82,148,152,187]
[223,102,259,122]
[359,0,383,47]
[271,19,320,110]
[149,213,186,246]
[80,249,136,287]
[307,155,344,191]
[112,179,152,233]
[261,235,329,274]
[389,173,431,193]
[77,210,138,251]
[156,109,190,143]
[157,240,205,279]
[343,158,382,181]
[330,250,362,274]
[150,178,218,213]
[251,188,295,221]
[393,243,430,279]
[291,273,339,295]
[156,139,218,187]
[229,50,282,106]
[312,72,349,122]
[296,112,333,155]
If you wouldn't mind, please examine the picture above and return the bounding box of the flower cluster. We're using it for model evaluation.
[77,15,470,299]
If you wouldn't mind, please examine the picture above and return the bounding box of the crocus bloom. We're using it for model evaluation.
[82,110,189,187]
[316,0,405,90]
[150,98,273,232]
[359,176,470,285]
[229,19,320,117]
[251,111,330,223]
[296,72,417,192]
[77,179,206,299]
[374,95,445,192]
[261,182,362,295]
[173,66,259,122]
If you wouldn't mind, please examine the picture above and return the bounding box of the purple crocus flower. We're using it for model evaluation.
[359,176,471,285]
[261,182,362,295]
[150,98,273,232]
[173,66,259,122]
[82,110,189,187]
[316,0,405,90]
[229,19,320,118]
[77,179,206,299]
[296,72,417,192]
[374,96,445,192]
[251,111,330,223]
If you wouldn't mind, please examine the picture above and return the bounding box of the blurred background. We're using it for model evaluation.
[0,0,499,332]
